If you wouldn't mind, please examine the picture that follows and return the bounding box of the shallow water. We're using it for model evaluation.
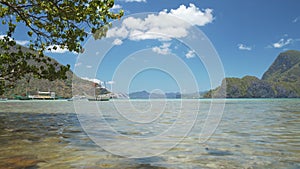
[0,99,299,168]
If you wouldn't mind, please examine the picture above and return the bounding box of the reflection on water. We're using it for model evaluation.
[0,99,299,168]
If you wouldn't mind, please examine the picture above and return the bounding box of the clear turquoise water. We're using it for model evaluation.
[0,99,299,168]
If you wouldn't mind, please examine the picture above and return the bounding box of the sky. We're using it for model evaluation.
[1,0,300,94]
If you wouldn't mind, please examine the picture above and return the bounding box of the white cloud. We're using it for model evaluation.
[45,45,79,54]
[185,50,196,58]
[0,35,29,46]
[106,3,213,41]
[238,44,252,51]
[111,4,122,10]
[81,77,101,84]
[112,38,123,45]
[152,43,171,55]
[293,17,299,23]
[273,38,293,48]
[75,62,82,67]
[170,4,214,26]
[86,65,92,69]
[125,0,146,2]
[0,35,77,53]
[107,26,129,39]
[106,81,115,85]
[46,45,69,53]
[15,40,29,46]
[0,35,12,41]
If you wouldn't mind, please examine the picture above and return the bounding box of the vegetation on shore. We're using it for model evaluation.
[204,50,300,98]
[0,0,123,95]
[1,50,109,99]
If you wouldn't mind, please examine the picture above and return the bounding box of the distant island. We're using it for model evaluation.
[129,50,300,99]
[128,90,207,99]
[204,50,300,98]
[129,91,181,99]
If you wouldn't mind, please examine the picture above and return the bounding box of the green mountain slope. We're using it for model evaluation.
[204,50,300,98]
[262,50,300,82]
[1,48,109,99]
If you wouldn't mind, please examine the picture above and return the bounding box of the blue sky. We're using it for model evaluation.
[1,0,300,93]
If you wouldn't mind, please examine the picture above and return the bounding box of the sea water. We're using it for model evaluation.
[0,99,299,168]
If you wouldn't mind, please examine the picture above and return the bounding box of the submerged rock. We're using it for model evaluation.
[205,147,233,156]
[125,164,167,169]
[0,155,45,169]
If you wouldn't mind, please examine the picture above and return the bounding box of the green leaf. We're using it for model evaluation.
[0,0,122,92]
[27,31,33,37]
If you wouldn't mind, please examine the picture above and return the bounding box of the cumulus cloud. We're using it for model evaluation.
[185,50,196,58]
[238,44,252,51]
[16,40,29,46]
[0,35,29,46]
[111,4,122,10]
[81,77,101,84]
[107,3,213,41]
[0,35,77,53]
[152,43,171,55]
[0,35,6,39]
[46,45,69,53]
[45,45,79,54]
[273,38,293,48]
[107,26,129,39]
[112,38,123,45]
[170,4,214,26]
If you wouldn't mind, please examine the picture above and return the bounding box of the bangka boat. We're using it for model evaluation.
[88,94,110,101]
[0,98,8,101]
